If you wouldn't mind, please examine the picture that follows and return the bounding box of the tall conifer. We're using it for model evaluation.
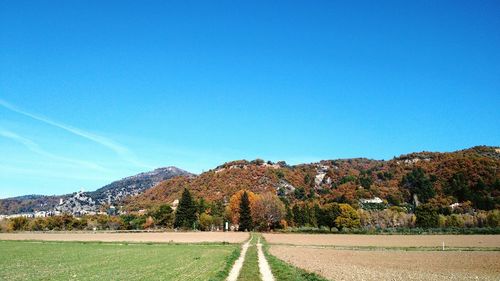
[238,191,252,231]
[174,188,197,229]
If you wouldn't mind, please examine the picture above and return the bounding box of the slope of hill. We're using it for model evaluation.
[124,146,500,211]
[0,167,193,215]
[90,167,194,205]
[0,195,64,215]
[3,146,498,215]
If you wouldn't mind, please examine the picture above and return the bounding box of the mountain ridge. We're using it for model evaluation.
[124,145,500,211]
[0,167,193,215]
[2,146,499,215]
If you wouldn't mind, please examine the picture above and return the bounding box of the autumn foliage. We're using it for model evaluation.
[4,146,495,233]
[226,190,259,224]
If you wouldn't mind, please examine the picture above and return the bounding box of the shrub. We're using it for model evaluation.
[415,204,439,228]
[0,219,13,232]
[143,216,155,229]
[335,204,360,230]
[446,214,465,228]
[487,210,500,227]
[199,213,214,231]
[438,215,447,228]
[151,204,174,228]
[10,217,29,231]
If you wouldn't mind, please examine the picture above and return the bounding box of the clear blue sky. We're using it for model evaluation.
[1,1,499,198]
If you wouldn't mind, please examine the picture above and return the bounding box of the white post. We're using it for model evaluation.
[442,241,445,251]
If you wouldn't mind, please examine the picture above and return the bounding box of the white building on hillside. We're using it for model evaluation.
[359,197,384,204]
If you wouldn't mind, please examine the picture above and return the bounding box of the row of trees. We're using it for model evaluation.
[282,201,361,230]
[1,187,498,232]
[226,190,286,231]
[1,214,127,232]
[359,208,500,229]
[225,190,362,231]
[413,204,500,228]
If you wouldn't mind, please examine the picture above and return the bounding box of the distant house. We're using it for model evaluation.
[34,211,48,218]
[359,197,386,210]
[359,197,384,204]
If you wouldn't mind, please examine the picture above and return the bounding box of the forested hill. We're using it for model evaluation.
[124,146,500,211]
[2,146,498,215]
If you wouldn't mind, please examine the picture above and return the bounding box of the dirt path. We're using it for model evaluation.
[257,237,275,281]
[227,236,253,281]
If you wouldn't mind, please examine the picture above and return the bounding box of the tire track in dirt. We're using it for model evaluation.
[227,236,253,281]
[257,237,275,281]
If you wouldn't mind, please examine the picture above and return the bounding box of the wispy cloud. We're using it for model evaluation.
[0,129,107,171]
[0,98,153,169]
[0,164,110,181]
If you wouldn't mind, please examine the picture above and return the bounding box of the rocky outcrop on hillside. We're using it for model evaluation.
[0,167,193,215]
[55,191,96,215]
[90,167,193,206]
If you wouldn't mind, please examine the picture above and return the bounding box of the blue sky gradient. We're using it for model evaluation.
[1,1,499,198]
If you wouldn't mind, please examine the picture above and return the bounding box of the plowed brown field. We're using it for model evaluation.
[270,246,500,281]
[0,231,249,243]
[265,234,500,280]
[263,233,500,248]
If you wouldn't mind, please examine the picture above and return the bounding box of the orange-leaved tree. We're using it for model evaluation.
[226,190,259,224]
[252,192,285,231]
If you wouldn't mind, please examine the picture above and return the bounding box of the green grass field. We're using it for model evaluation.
[0,240,238,281]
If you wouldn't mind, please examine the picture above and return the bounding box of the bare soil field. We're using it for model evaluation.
[0,231,249,243]
[270,245,500,281]
[264,233,500,248]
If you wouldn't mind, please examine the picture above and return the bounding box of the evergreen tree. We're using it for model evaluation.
[197,197,208,214]
[285,205,294,226]
[152,204,174,228]
[401,168,436,204]
[292,205,299,226]
[304,204,316,226]
[294,187,306,200]
[323,203,341,230]
[314,204,323,228]
[446,173,472,202]
[292,204,305,226]
[174,188,197,229]
[415,203,439,228]
[238,191,253,231]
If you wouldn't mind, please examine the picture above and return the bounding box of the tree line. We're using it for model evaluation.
[1,183,499,232]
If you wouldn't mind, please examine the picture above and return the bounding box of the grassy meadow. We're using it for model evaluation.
[0,240,238,281]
